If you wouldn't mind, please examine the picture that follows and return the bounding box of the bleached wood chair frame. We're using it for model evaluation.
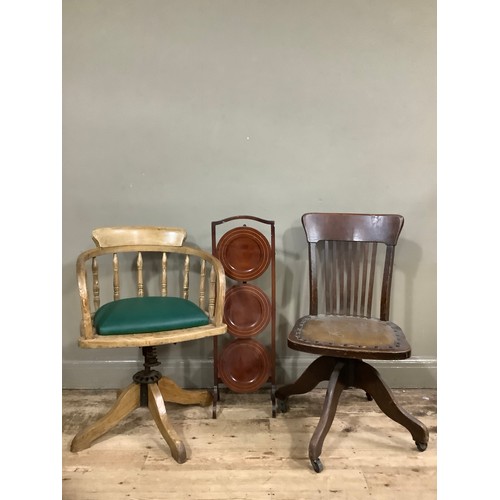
[70,226,226,463]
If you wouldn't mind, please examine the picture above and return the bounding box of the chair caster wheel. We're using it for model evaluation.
[365,392,373,401]
[311,458,324,473]
[416,441,427,452]
[277,398,289,413]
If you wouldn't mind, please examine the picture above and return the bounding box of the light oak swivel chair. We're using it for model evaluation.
[275,213,429,472]
[70,226,227,463]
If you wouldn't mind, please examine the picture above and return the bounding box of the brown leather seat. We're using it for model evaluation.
[276,213,429,472]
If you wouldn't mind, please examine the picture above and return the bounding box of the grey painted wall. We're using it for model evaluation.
[62,0,436,389]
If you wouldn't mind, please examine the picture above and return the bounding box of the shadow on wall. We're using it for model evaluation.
[273,224,310,383]
[394,237,423,346]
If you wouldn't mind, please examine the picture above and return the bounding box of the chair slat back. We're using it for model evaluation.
[302,213,404,320]
[85,248,220,316]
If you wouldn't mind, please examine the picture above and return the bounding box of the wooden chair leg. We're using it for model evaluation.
[275,356,338,408]
[147,383,187,464]
[70,383,140,452]
[157,376,212,407]
[353,360,429,449]
[308,361,346,473]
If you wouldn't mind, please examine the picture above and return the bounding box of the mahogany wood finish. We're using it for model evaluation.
[71,226,227,464]
[212,215,277,417]
[216,225,271,281]
[275,213,429,473]
[223,284,272,338]
[217,338,272,393]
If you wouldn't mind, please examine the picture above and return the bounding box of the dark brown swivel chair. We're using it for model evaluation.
[276,213,429,472]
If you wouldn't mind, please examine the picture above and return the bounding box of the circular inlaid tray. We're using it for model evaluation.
[218,339,271,393]
[224,284,271,338]
[216,226,271,281]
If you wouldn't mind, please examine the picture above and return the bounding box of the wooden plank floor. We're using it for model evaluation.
[62,387,437,499]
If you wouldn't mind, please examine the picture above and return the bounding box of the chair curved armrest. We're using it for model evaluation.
[76,244,226,345]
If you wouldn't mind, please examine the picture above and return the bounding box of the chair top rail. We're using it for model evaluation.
[92,226,187,248]
[302,213,404,246]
